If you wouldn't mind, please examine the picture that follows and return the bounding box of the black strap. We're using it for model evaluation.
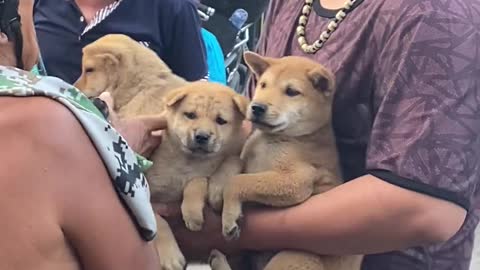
[0,0,23,69]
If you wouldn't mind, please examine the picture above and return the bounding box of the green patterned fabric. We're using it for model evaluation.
[0,65,157,240]
[0,66,153,170]
[30,64,40,76]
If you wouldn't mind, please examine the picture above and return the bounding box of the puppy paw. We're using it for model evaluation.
[222,213,241,241]
[181,205,204,232]
[209,249,230,270]
[158,246,186,270]
[221,198,243,241]
[183,214,204,232]
[223,223,241,241]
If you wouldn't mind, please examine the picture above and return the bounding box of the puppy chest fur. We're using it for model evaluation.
[213,53,363,270]
[146,143,223,203]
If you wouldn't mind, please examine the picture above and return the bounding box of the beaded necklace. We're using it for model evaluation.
[296,0,361,54]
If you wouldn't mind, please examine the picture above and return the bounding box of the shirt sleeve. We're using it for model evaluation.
[164,0,208,81]
[366,10,480,211]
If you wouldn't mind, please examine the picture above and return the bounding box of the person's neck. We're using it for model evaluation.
[75,0,117,22]
[319,0,347,10]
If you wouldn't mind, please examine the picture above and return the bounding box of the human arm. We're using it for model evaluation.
[237,8,479,255]
[236,175,466,254]
[7,97,160,269]
[19,0,39,70]
[162,0,208,81]
[158,8,479,257]
[158,173,466,258]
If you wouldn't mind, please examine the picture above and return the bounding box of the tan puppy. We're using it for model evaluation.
[74,34,187,117]
[210,52,363,270]
[74,35,248,270]
[79,80,247,270]
[150,82,247,270]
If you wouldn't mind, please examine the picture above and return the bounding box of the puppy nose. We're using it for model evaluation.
[195,132,211,145]
[251,103,267,118]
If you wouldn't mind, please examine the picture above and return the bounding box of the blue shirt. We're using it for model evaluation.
[201,28,226,85]
[33,0,208,84]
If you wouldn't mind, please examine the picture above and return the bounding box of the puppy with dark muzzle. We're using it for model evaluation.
[146,81,248,270]
[208,52,363,270]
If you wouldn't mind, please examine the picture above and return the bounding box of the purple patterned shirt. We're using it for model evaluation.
[254,1,480,269]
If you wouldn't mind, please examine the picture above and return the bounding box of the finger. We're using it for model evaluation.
[98,92,119,124]
[150,135,163,147]
[151,130,163,137]
[98,92,114,108]
[142,136,163,157]
[136,114,168,131]
[242,120,252,135]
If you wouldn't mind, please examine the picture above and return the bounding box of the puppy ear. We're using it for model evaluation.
[232,94,249,118]
[97,53,120,67]
[307,67,335,97]
[164,88,188,107]
[243,52,275,77]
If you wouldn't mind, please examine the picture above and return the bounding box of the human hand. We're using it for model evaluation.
[242,120,252,135]
[97,92,166,157]
[153,203,243,261]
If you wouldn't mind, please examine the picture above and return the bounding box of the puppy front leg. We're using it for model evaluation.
[312,167,342,195]
[222,165,317,240]
[155,214,186,270]
[182,177,208,231]
[209,155,243,212]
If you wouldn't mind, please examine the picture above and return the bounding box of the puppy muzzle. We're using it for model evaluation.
[186,131,218,154]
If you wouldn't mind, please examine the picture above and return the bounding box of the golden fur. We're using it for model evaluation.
[74,34,186,118]
[74,34,248,270]
[210,52,363,270]
[149,82,247,270]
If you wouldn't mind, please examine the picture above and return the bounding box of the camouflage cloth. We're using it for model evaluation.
[0,65,157,241]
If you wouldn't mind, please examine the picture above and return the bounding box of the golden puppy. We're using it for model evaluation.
[149,82,247,270]
[210,52,363,270]
[74,34,249,270]
[74,34,187,117]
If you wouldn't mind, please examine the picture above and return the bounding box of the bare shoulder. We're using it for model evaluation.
[0,96,80,137]
[0,96,112,213]
[0,96,159,270]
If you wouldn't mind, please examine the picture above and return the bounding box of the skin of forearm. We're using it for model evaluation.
[237,175,467,255]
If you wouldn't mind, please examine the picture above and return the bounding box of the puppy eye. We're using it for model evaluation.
[184,112,197,120]
[216,116,227,125]
[85,67,95,73]
[259,82,267,89]
[285,87,301,97]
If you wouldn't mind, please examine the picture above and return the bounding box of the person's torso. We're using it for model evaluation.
[0,97,80,270]
[0,65,158,241]
[33,0,178,84]
[259,1,480,269]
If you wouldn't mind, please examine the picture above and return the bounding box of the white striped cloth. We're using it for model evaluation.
[81,0,122,36]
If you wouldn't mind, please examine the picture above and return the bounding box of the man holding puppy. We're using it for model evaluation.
[2,1,478,270]
[0,0,165,269]
[158,1,480,270]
